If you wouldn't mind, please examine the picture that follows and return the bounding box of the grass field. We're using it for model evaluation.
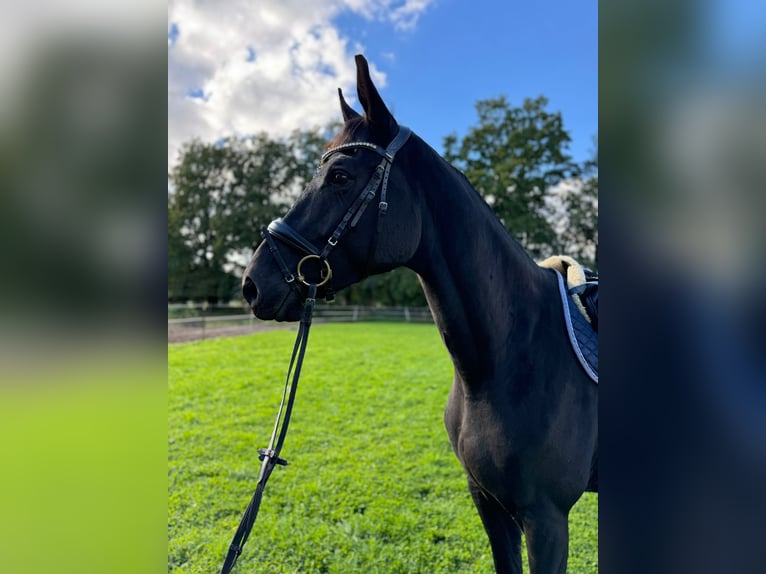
[168,323,597,573]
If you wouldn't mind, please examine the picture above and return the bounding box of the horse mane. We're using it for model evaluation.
[432,143,511,231]
[417,137,540,266]
[326,122,530,264]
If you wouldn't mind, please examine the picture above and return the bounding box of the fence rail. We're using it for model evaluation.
[168,306,434,342]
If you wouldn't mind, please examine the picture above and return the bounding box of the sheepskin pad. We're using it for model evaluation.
[538,255,590,323]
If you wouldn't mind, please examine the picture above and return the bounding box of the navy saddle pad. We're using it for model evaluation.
[554,270,598,383]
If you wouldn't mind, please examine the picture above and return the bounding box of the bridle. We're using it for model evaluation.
[262,125,412,302]
[219,125,411,574]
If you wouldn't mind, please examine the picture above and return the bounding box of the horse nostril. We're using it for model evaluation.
[242,276,259,309]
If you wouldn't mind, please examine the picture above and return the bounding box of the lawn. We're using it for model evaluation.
[168,323,597,573]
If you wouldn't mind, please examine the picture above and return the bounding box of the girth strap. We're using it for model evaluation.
[219,284,318,574]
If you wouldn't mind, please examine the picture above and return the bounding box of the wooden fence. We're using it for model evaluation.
[168,306,434,342]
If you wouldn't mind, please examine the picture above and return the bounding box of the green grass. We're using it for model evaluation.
[169,323,597,573]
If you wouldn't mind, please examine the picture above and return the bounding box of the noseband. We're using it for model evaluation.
[262,125,412,301]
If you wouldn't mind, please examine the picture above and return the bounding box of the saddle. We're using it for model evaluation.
[569,269,598,332]
[539,255,599,331]
[539,256,598,383]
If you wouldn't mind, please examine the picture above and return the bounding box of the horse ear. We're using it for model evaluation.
[355,54,397,141]
[338,88,360,122]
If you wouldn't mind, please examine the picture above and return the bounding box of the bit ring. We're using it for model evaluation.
[296,255,332,287]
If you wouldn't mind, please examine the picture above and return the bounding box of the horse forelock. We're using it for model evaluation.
[326,117,366,149]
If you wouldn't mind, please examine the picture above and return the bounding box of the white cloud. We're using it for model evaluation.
[339,0,433,30]
[387,0,433,31]
[167,0,434,169]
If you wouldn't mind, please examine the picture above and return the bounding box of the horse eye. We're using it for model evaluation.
[330,171,350,185]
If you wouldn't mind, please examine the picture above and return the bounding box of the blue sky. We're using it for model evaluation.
[168,0,597,167]
[334,0,598,163]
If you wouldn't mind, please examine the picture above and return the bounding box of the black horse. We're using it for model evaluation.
[243,55,597,574]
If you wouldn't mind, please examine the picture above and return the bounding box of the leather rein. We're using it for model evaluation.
[219,126,411,574]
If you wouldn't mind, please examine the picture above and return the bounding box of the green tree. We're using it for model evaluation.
[563,143,598,268]
[168,125,340,303]
[443,96,579,259]
[168,134,301,302]
[338,268,427,307]
[538,140,598,269]
[286,125,338,201]
[167,200,193,301]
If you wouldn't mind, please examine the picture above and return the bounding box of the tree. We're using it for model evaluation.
[337,268,427,307]
[168,125,341,303]
[286,125,338,201]
[563,144,598,268]
[169,134,302,302]
[168,104,595,305]
[167,200,194,300]
[443,96,579,259]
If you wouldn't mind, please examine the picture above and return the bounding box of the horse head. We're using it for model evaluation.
[243,55,423,321]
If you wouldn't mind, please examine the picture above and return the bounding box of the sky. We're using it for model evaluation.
[167,0,597,170]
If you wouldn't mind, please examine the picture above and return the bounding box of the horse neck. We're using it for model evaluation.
[407,145,550,384]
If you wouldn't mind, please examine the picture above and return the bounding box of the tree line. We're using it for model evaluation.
[168,96,597,305]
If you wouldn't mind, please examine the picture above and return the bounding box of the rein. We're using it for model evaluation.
[218,126,411,574]
[219,284,317,574]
